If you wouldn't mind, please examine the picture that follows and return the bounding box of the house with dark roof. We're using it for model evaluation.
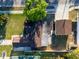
[0,0,79,59]
[10,0,78,51]
[0,0,57,14]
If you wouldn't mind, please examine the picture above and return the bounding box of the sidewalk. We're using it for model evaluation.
[0,57,10,59]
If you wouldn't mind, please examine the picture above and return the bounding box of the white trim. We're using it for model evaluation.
[0,57,10,59]
[14,47,31,51]
[46,9,56,14]
[69,6,79,11]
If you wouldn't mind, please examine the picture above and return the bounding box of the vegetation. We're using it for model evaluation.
[5,14,25,39]
[0,14,8,39]
[0,14,8,25]
[66,49,79,59]
[0,45,12,57]
[12,51,24,56]
[0,14,25,39]
[24,0,48,21]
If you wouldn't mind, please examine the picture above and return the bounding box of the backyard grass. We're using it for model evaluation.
[5,14,25,39]
[0,45,12,57]
[12,51,24,56]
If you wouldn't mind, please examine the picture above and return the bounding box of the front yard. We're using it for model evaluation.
[0,45,12,57]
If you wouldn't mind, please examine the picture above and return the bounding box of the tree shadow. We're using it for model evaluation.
[0,14,8,40]
[23,20,43,50]
[45,14,54,34]
[51,34,68,50]
[72,22,77,44]
[22,14,55,51]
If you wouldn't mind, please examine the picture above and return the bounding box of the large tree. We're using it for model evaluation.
[24,0,48,21]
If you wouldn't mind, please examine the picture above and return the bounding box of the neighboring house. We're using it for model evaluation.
[46,0,58,14]
[11,0,58,51]
[47,0,78,51]
[0,0,25,14]
[0,0,78,59]
[69,0,79,48]
[0,0,25,7]
[11,0,78,51]
[0,0,57,14]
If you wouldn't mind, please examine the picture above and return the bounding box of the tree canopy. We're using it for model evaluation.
[24,0,48,21]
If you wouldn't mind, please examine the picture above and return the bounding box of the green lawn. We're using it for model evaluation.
[0,45,12,57]
[5,14,25,39]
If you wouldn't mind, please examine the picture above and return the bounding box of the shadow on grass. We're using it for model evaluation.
[0,14,8,40]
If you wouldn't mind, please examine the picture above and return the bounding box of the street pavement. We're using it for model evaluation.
[0,57,10,59]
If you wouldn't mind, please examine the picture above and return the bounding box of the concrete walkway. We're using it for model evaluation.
[0,40,12,45]
[0,57,10,59]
